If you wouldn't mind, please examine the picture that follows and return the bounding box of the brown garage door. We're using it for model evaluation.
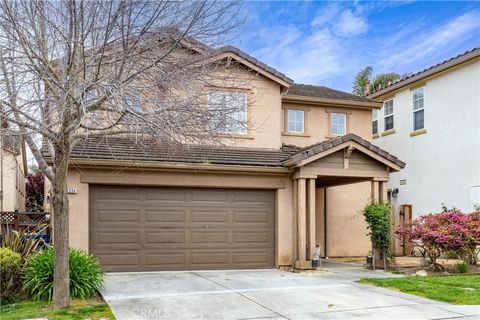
[89,186,275,271]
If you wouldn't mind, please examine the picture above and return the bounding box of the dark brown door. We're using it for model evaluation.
[89,185,275,271]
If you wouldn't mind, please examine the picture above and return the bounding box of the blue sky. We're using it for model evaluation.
[232,1,480,92]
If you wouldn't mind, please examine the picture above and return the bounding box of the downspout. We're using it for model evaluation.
[324,187,327,258]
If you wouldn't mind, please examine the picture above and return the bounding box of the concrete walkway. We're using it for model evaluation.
[101,261,479,320]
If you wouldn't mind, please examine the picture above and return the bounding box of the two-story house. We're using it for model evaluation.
[59,45,405,272]
[0,133,27,212]
[368,48,480,229]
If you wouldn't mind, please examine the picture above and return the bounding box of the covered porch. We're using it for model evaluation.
[282,135,405,268]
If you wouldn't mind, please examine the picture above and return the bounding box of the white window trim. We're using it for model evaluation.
[384,99,394,131]
[207,90,248,135]
[372,110,379,135]
[412,87,425,131]
[287,109,305,133]
[331,112,347,136]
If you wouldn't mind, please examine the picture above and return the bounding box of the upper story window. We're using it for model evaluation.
[208,91,247,134]
[287,109,304,133]
[412,87,424,131]
[372,110,379,135]
[331,112,346,136]
[383,99,394,131]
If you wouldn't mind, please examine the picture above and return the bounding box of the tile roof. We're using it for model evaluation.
[45,137,297,167]
[214,46,294,85]
[285,84,378,103]
[50,134,405,170]
[368,47,480,98]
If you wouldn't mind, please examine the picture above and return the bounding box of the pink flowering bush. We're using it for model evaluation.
[395,211,480,270]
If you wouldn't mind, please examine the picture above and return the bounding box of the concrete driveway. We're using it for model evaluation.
[101,262,479,320]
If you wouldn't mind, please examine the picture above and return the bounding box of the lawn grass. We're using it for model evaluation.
[359,275,480,305]
[0,298,115,320]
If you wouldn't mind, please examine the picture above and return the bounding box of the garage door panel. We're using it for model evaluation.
[145,231,186,245]
[97,209,141,223]
[191,251,229,266]
[190,231,228,244]
[233,251,273,265]
[96,252,140,271]
[96,187,140,201]
[191,210,229,223]
[233,231,271,244]
[145,209,186,223]
[146,253,186,268]
[233,210,271,224]
[191,189,229,202]
[145,189,186,202]
[90,186,275,271]
[232,191,275,205]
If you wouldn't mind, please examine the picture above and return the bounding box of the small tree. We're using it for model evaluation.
[362,202,391,269]
[395,211,480,270]
[0,0,243,309]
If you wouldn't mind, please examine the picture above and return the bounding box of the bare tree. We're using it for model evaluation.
[0,0,244,309]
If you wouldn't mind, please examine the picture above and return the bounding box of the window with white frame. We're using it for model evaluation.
[331,112,346,136]
[207,91,247,134]
[383,99,394,131]
[287,109,305,133]
[412,87,424,131]
[372,109,379,135]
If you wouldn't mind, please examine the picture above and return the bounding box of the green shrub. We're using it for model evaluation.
[23,247,104,301]
[0,248,23,305]
[362,202,391,254]
[454,262,469,274]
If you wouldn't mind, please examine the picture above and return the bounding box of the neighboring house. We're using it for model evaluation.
[45,45,405,272]
[0,134,27,212]
[368,48,480,222]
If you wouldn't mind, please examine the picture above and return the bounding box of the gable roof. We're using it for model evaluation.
[283,84,382,109]
[368,47,480,99]
[282,134,406,170]
[206,46,294,88]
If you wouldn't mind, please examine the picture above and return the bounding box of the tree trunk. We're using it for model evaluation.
[51,144,70,309]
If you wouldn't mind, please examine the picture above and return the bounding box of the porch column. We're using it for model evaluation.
[307,178,316,260]
[380,181,388,203]
[292,179,298,261]
[297,178,307,261]
[371,180,380,202]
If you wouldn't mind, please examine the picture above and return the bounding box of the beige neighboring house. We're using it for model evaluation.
[0,134,28,212]
[44,45,405,272]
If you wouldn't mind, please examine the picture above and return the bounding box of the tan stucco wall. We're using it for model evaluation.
[281,102,372,146]
[66,167,295,266]
[324,182,371,257]
[1,151,26,212]
[207,67,283,150]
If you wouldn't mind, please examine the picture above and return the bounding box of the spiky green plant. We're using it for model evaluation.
[1,224,48,262]
[23,247,104,301]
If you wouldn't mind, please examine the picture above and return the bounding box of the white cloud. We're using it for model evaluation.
[311,4,341,27]
[237,3,479,91]
[332,9,369,37]
[377,10,480,70]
